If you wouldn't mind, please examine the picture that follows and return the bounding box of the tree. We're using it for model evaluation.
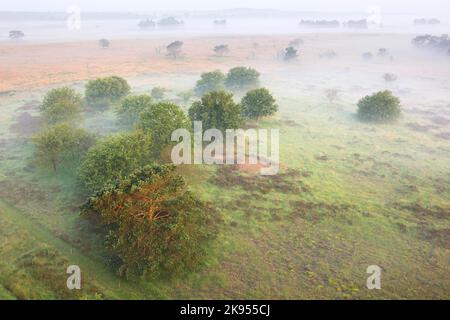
[241,88,278,120]
[151,87,166,100]
[98,39,110,48]
[115,94,153,127]
[225,67,260,91]
[9,30,24,40]
[40,87,83,124]
[378,48,388,56]
[81,164,218,278]
[325,88,339,104]
[283,46,298,61]
[362,52,373,60]
[188,91,243,131]
[158,17,184,27]
[383,73,398,85]
[357,90,402,122]
[138,19,156,29]
[166,41,183,58]
[213,44,229,56]
[194,70,226,96]
[78,131,153,193]
[85,76,130,109]
[33,123,95,172]
[177,90,194,104]
[138,102,190,156]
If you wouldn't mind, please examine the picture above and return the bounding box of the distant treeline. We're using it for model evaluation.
[413,18,440,25]
[299,19,340,28]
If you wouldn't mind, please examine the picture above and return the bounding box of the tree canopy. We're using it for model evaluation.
[188,91,243,131]
[138,102,190,157]
[33,123,95,172]
[40,87,83,124]
[81,164,218,278]
[241,88,278,120]
[194,70,226,96]
[357,90,402,122]
[78,131,153,193]
[85,76,130,109]
[225,67,260,91]
[115,94,153,127]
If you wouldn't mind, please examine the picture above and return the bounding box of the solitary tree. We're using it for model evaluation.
[85,76,130,109]
[194,70,226,96]
[241,88,278,120]
[98,38,110,49]
[166,41,183,58]
[138,102,191,156]
[283,46,299,61]
[40,87,83,124]
[225,67,260,91]
[115,94,153,127]
[357,90,402,122]
[214,44,229,56]
[33,123,95,172]
[78,131,153,193]
[81,164,218,278]
[188,91,243,131]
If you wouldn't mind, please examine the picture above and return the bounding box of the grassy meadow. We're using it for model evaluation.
[0,33,449,299]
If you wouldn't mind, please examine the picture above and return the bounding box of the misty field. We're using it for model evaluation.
[0,32,449,299]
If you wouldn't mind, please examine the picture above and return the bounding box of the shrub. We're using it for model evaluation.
[85,76,130,109]
[188,91,243,131]
[357,90,401,122]
[225,67,260,91]
[213,44,229,56]
[115,95,153,127]
[78,131,153,193]
[241,88,278,120]
[81,164,218,278]
[138,102,190,156]
[33,123,95,172]
[283,46,298,61]
[40,87,83,124]
[98,39,110,48]
[194,70,226,96]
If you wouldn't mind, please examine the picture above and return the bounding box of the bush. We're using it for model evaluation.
[283,47,298,61]
[85,76,130,109]
[78,131,153,193]
[98,39,110,48]
[138,102,190,156]
[33,123,95,172]
[241,88,278,120]
[188,91,243,131]
[357,90,401,122]
[81,164,218,278]
[115,95,153,127]
[40,87,83,124]
[225,67,260,91]
[194,70,226,96]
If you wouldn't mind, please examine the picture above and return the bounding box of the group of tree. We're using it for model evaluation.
[412,34,450,53]
[299,20,340,28]
[413,18,440,25]
[194,67,260,96]
[138,19,156,29]
[344,19,368,29]
[158,17,184,27]
[9,30,24,40]
[189,88,278,130]
[213,19,226,26]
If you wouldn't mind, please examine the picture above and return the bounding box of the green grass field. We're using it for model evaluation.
[0,53,449,299]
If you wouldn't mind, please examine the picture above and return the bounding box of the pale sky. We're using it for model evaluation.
[1,0,449,14]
